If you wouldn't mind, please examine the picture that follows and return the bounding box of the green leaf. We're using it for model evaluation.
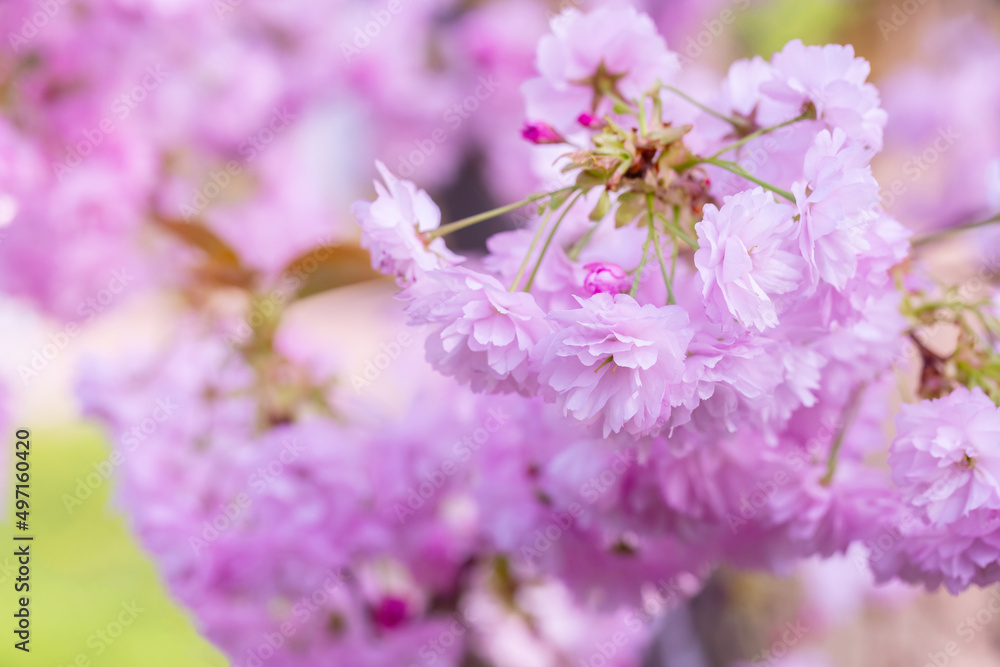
[647,124,692,145]
[547,188,573,211]
[575,170,606,189]
[589,190,611,221]
[614,191,645,228]
[156,217,257,288]
[285,245,383,300]
[157,218,241,266]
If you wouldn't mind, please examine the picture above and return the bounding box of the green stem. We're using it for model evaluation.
[509,207,555,292]
[637,97,648,135]
[708,111,811,160]
[648,195,674,305]
[567,219,601,262]
[698,157,796,203]
[662,85,750,132]
[670,233,679,285]
[425,188,573,241]
[654,212,698,249]
[821,383,867,486]
[524,191,584,292]
[629,222,654,298]
[912,213,1000,248]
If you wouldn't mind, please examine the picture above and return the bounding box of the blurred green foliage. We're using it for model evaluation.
[738,0,858,56]
[0,426,228,666]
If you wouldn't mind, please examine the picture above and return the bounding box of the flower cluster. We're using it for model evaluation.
[351,5,1000,601]
[355,8,908,443]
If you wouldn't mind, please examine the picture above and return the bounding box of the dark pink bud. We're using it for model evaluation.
[521,121,564,144]
[372,597,408,629]
[577,113,604,129]
[583,262,630,295]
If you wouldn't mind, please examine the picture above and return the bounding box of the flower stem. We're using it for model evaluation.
[567,219,601,262]
[662,85,751,132]
[509,207,555,292]
[821,383,867,486]
[654,212,698,249]
[698,157,796,203]
[524,191,584,292]
[629,221,655,298]
[911,213,1000,248]
[708,111,811,160]
[425,187,574,241]
[649,195,674,305]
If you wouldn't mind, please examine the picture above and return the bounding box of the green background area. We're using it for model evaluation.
[0,426,228,666]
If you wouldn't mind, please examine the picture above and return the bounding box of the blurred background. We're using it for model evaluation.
[1,0,1000,665]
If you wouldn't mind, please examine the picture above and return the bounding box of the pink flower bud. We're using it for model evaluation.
[583,262,630,295]
[372,596,408,629]
[521,121,564,144]
[577,113,604,129]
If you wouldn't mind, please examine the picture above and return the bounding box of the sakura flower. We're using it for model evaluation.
[405,268,551,395]
[694,188,803,331]
[869,510,1000,594]
[766,40,887,150]
[522,7,680,133]
[888,387,1000,526]
[535,293,694,436]
[351,161,462,286]
[792,129,879,290]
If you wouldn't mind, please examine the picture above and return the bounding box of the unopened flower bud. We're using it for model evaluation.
[521,121,565,144]
[583,262,629,294]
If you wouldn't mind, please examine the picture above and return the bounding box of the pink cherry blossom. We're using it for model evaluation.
[522,6,680,133]
[351,161,462,286]
[536,293,694,436]
[694,187,803,331]
[889,387,1000,526]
